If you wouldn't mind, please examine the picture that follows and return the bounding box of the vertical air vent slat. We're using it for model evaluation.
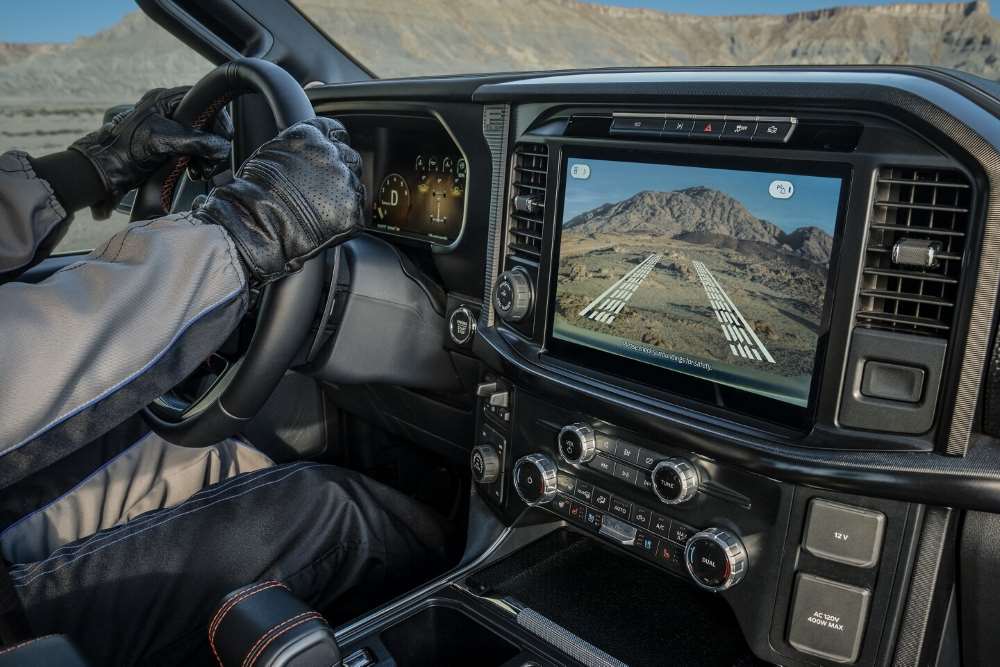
[506,143,549,262]
[855,167,971,337]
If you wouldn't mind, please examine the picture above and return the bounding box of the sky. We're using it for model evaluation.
[562,157,842,234]
[2,0,997,42]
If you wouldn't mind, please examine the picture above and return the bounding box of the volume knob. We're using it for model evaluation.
[494,268,533,323]
[557,423,596,464]
[685,528,748,592]
[513,454,557,506]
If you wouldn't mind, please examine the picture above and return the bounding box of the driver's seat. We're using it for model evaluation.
[0,635,89,666]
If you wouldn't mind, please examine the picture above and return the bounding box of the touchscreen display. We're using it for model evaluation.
[552,157,843,407]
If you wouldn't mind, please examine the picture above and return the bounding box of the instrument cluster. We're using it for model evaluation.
[373,151,466,244]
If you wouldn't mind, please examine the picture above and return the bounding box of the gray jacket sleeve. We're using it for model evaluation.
[0,154,250,489]
[0,151,69,275]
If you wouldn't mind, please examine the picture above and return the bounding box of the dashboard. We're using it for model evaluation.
[309,66,1000,667]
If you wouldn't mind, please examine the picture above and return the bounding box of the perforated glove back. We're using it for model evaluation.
[69,86,232,219]
[194,117,364,286]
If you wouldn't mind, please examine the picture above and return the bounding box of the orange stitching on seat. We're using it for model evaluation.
[208,580,287,667]
[242,612,325,667]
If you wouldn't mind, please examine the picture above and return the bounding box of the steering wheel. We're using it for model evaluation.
[132,58,324,447]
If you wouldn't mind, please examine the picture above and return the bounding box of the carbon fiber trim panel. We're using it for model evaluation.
[481,104,509,328]
[892,508,953,666]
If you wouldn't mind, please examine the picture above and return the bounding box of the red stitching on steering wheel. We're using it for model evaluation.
[159,93,234,213]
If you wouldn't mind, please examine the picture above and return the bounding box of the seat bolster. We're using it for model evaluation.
[0,634,89,666]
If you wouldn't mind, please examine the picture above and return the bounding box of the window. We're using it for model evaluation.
[291,0,999,81]
[0,9,211,253]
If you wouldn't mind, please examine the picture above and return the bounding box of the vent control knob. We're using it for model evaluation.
[513,194,543,214]
[513,453,557,506]
[685,528,748,592]
[494,268,533,323]
[651,458,700,505]
[557,423,597,464]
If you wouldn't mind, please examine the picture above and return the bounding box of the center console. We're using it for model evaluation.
[466,90,980,666]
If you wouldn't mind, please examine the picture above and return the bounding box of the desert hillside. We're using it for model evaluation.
[298,0,1000,79]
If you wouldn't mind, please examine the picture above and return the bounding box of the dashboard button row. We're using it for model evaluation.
[592,432,656,469]
[611,113,796,144]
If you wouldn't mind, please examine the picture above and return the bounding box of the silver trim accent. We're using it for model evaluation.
[651,458,700,504]
[558,422,597,464]
[599,514,638,545]
[685,527,748,592]
[513,453,558,505]
[517,607,629,667]
[480,105,510,328]
[333,523,513,641]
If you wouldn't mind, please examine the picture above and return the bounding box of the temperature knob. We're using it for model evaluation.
[471,445,500,484]
[685,528,748,592]
[557,423,596,464]
[494,268,533,323]
[513,454,557,506]
[651,458,700,505]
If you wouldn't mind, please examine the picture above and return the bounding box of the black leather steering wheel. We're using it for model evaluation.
[132,58,324,447]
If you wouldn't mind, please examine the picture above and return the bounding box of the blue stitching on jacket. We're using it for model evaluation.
[0,286,245,459]
[12,463,324,588]
[0,431,157,541]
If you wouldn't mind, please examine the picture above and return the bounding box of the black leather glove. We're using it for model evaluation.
[194,117,364,286]
[70,86,232,219]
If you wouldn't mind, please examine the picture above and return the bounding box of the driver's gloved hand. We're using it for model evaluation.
[193,117,364,287]
[69,86,232,219]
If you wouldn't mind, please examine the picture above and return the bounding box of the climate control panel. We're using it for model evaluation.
[513,454,749,588]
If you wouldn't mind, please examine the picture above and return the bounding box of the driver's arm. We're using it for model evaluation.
[0,115,362,489]
[0,87,230,281]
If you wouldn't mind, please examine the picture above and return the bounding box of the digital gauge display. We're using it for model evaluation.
[372,151,467,245]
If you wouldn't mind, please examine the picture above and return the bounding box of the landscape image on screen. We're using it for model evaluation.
[553,158,842,406]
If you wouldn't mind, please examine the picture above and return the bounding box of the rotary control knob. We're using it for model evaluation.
[557,423,596,464]
[513,454,557,506]
[685,528,748,592]
[651,458,700,505]
[471,445,500,484]
[493,268,533,323]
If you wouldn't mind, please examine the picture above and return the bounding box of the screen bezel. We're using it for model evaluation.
[543,144,853,429]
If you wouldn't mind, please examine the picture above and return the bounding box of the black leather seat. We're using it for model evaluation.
[0,634,89,666]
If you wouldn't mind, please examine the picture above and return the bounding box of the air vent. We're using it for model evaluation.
[506,143,549,262]
[856,167,971,337]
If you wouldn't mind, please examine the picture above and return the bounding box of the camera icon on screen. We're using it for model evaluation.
[769,180,795,199]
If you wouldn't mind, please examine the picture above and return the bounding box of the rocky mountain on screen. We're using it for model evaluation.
[782,226,836,265]
[565,187,834,267]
